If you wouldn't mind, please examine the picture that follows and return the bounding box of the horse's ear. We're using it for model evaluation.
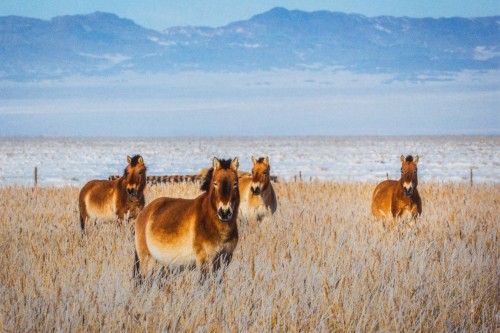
[213,157,221,170]
[264,156,269,164]
[127,156,132,164]
[251,156,257,165]
[231,157,239,172]
[138,156,144,165]
[414,155,419,164]
[400,155,405,163]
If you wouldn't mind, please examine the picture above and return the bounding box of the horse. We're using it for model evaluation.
[238,156,278,222]
[134,157,240,280]
[79,155,147,231]
[371,155,422,223]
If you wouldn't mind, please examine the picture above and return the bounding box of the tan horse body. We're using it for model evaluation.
[134,157,240,279]
[79,155,146,230]
[371,155,422,222]
[238,156,277,222]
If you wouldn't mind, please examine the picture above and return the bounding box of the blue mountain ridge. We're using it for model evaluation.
[0,7,498,80]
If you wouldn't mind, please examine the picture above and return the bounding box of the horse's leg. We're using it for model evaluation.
[135,231,152,278]
[195,249,209,281]
[133,250,144,286]
[116,205,126,221]
[211,251,232,282]
[212,251,233,272]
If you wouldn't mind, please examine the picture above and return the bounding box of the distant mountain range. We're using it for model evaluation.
[0,7,499,80]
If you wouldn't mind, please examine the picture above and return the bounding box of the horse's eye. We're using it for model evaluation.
[233,181,238,188]
[263,171,268,175]
[213,181,218,188]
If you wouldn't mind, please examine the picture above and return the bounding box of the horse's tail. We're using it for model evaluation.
[80,214,85,231]
[78,198,87,232]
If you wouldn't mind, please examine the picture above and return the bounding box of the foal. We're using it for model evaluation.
[134,157,240,280]
[371,155,422,223]
[79,155,146,230]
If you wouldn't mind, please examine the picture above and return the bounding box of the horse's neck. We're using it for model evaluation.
[261,182,276,203]
[114,175,125,187]
[138,179,146,195]
[394,180,405,194]
[199,192,216,219]
[115,176,128,198]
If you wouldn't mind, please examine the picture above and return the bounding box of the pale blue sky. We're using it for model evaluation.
[1,0,499,30]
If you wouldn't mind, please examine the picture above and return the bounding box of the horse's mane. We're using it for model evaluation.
[130,155,143,167]
[256,157,266,163]
[405,155,414,163]
[200,159,233,192]
[124,154,147,175]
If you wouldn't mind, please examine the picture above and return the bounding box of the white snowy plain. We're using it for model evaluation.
[0,136,498,186]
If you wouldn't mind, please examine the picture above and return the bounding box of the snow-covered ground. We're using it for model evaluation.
[0,136,498,186]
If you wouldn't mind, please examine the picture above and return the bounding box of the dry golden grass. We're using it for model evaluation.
[0,181,498,332]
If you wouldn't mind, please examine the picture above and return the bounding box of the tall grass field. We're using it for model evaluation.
[1,181,498,332]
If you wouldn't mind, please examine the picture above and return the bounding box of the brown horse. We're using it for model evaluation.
[238,156,278,222]
[371,155,422,223]
[134,157,240,280]
[79,155,147,230]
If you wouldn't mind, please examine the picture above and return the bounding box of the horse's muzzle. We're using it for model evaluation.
[403,186,414,196]
[127,188,138,196]
[250,186,261,195]
[218,207,233,222]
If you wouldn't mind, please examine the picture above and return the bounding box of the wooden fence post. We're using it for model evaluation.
[34,167,38,187]
[470,167,473,187]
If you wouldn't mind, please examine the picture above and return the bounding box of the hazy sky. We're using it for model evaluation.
[1,0,499,30]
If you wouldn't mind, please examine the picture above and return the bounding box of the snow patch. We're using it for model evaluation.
[374,24,392,34]
[148,36,177,46]
[0,137,497,186]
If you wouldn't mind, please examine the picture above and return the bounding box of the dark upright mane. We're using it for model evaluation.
[200,158,234,192]
[124,154,146,175]
[130,155,143,167]
[405,155,414,163]
[257,157,266,163]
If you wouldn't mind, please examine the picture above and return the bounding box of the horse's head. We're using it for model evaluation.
[400,155,419,196]
[250,156,271,195]
[201,157,240,222]
[124,155,147,197]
